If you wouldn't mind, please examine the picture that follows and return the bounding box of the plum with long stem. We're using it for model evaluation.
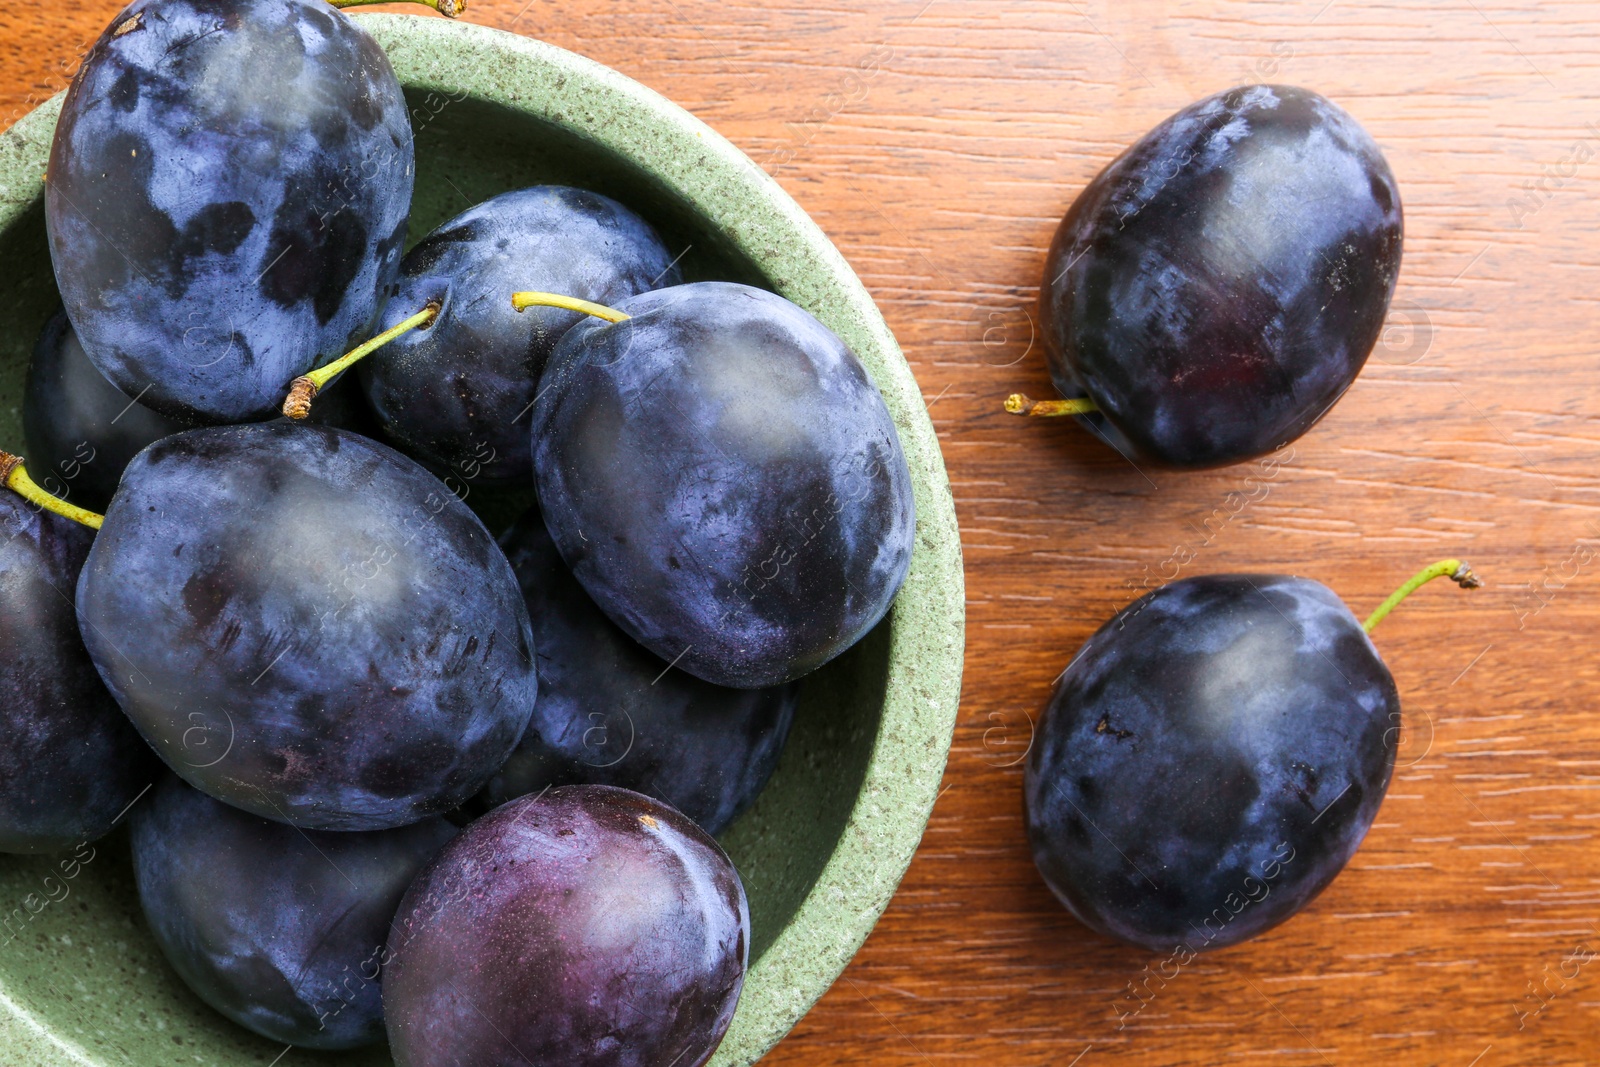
[1024,559,1478,952]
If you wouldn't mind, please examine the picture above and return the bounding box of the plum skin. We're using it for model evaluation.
[23,309,187,513]
[384,785,749,1067]
[0,494,158,853]
[74,421,538,831]
[131,776,456,1048]
[1039,84,1403,468]
[1023,574,1398,952]
[532,281,916,689]
[480,507,797,835]
[362,185,682,484]
[45,0,412,424]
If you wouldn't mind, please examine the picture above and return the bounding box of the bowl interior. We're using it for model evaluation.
[0,15,962,1067]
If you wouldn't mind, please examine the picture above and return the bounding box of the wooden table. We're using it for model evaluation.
[8,2,1599,1064]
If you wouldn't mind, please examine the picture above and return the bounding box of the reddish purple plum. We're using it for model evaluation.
[384,785,748,1067]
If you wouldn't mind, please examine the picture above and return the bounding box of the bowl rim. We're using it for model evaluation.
[0,13,964,1065]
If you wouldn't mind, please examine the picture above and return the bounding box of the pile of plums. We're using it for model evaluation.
[1013,84,1481,954]
[4,0,916,1062]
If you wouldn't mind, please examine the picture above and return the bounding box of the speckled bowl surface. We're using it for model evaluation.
[0,13,963,1067]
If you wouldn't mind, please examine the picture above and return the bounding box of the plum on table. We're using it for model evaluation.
[1024,562,1477,951]
[1013,84,1403,468]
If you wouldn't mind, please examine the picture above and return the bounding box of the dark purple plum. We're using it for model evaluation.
[361,186,681,484]
[0,492,157,853]
[46,0,413,424]
[131,775,456,1048]
[1037,84,1403,468]
[480,507,796,834]
[384,785,748,1067]
[532,282,915,689]
[1024,574,1398,952]
[23,309,186,512]
[74,421,537,830]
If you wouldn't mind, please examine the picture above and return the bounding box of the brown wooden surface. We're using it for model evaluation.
[8,2,1600,1064]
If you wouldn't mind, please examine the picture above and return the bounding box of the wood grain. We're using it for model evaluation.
[8,1,1600,1063]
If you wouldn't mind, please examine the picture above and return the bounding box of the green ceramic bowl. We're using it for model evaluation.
[0,13,962,1067]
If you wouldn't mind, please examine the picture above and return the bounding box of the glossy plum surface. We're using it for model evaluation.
[1039,84,1403,468]
[1024,574,1398,952]
[480,508,797,834]
[131,776,456,1048]
[46,0,412,424]
[532,281,915,689]
[362,185,681,483]
[0,494,157,853]
[23,309,186,512]
[384,785,748,1067]
[75,421,537,830]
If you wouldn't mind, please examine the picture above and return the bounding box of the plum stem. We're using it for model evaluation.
[1362,558,1482,634]
[284,302,440,420]
[326,0,466,18]
[0,452,104,530]
[1004,393,1099,417]
[511,291,631,323]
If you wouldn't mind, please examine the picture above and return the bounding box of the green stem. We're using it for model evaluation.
[0,453,103,530]
[512,291,631,323]
[283,303,439,420]
[1363,558,1482,634]
[327,0,466,18]
[1004,393,1099,417]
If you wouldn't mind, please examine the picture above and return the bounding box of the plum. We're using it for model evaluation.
[481,507,796,834]
[1024,565,1475,951]
[0,489,157,853]
[531,281,915,688]
[361,186,681,483]
[131,775,456,1048]
[46,0,413,424]
[23,309,186,513]
[74,421,537,830]
[1026,84,1403,467]
[384,785,748,1067]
